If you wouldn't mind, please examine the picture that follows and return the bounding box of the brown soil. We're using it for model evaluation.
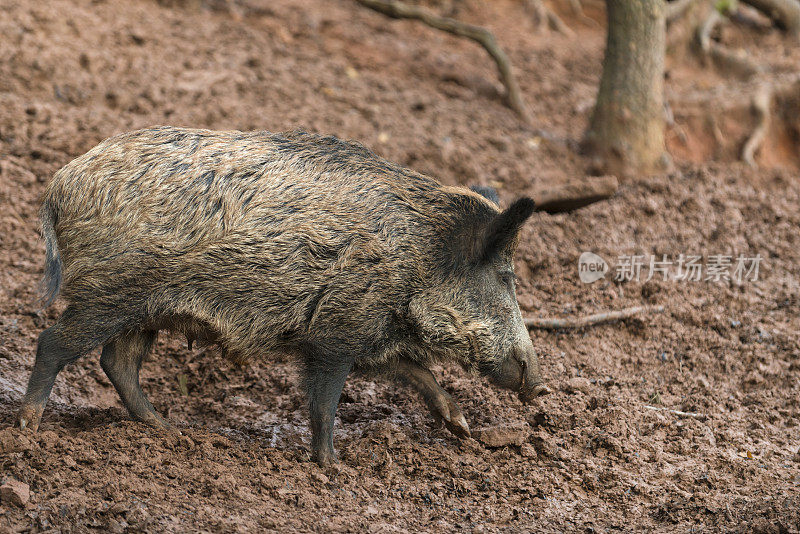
[1,0,799,532]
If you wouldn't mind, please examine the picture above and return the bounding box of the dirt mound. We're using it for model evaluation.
[1,0,798,532]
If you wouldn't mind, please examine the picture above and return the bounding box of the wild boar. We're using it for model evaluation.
[18,127,546,465]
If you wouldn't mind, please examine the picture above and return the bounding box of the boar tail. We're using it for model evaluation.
[39,200,62,308]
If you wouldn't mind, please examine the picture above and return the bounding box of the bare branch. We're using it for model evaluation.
[525,306,665,330]
[742,84,772,167]
[355,0,531,123]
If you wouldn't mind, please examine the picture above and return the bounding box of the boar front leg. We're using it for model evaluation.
[304,355,354,466]
[396,359,470,438]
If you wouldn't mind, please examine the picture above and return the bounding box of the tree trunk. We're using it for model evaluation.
[582,0,666,176]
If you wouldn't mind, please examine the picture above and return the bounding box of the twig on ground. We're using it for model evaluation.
[645,405,708,420]
[534,175,618,214]
[742,84,772,167]
[355,0,530,122]
[696,9,761,79]
[525,305,665,330]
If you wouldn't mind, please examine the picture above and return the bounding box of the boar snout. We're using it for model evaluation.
[518,348,550,403]
[491,346,548,403]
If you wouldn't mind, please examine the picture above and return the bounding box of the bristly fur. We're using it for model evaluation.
[39,126,510,369]
[27,126,547,466]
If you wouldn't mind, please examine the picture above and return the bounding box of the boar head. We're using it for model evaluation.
[407,195,546,402]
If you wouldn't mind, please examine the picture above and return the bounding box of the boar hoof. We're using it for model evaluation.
[136,412,182,435]
[313,450,337,467]
[428,394,471,438]
[18,404,45,432]
[444,407,471,438]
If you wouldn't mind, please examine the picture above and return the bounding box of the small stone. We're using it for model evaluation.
[107,502,128,515]
[530,432,558,458]
[565,377,592,394]
[106,517,125,534]
[473,424,529,448]
[178,435,195,450]
[0,428,34,454]
[642,198,659,215]
[345,65,359,79]
[744,371,765,385]
[1,479,30,507]
[38,430,59,449]
[697,375,711,390]
[519,443,537,458]
[313,472,329,484]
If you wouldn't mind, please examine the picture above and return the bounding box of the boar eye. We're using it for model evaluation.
[499,271,516,288]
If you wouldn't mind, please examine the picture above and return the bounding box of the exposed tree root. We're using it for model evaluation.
[565,0,604,27]
[355,0,530,123]
[742,84,772,167]
[696,9,762,80]
[525,0,575,36]
[666,0,701,26]
[742,0,800,38]
[533,175,618,214]
[525,305,665,330]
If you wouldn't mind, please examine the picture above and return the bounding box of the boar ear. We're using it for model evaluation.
[481,197,536,260]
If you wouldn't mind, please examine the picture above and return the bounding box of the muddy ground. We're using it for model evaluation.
[0,0,799,532]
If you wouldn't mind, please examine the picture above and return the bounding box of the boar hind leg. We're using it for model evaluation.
[19,306,120,431]
[100,330,169,429]
[396,359,470,438]
[305,357,353,466]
